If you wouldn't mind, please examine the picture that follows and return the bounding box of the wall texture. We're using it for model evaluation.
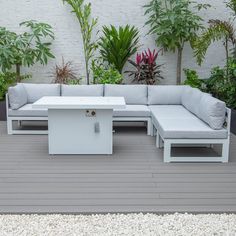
[0,0,230,84]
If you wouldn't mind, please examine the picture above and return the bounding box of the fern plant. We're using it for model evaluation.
[98,25,139,73]
[63,0,98,84]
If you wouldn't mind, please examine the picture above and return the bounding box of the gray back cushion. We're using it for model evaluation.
[182,86,226,129]
[198,95,226,130]
[8,84,27,110]
[148,85,186,105]
[104,85,148,105]
[61,85,104,97]
[181,86,204,115]
[22,83,60,103]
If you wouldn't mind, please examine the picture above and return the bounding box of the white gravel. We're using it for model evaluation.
[0,213,236,236]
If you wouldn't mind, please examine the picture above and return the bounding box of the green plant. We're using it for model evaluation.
[98,25,139,73]
[0,20,54,82]
[126,49,164,85]
[0,72,16,101]
[194,20,236,66]
[67,79,81,85]
[204,59,236,109]
[51,58,80,84]
[144,0,208,84]
[184,60,236,109]
[194,0,236,66]
[63,0,98,85]
[183,69,204,90]
[92,60,123,84]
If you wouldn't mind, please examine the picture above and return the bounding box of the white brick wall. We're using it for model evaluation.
[0,0,231,84]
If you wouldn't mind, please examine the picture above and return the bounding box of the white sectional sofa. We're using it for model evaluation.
[6,83,231,163]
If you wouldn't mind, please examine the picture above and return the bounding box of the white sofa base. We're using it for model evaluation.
[154,108,231,163]
[113,117,154,136]
[7,116,48,135]
[7,116,153,136]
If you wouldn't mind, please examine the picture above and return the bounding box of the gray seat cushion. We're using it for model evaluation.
[61,85,104,97]
[22,83,61,103]
[113,105,150,117]
[150,105,228,139]
[8,84,28,110]
[148,85,186,105]
[104,85,148,105]
[8,104,48,117]
[181,87,226,129]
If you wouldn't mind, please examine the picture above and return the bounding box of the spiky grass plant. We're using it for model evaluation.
[51,58,79,84]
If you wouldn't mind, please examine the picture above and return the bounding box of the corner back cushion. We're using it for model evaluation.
[8,84,27,110]
[148,85,186,105]
[181,86,205,115]
[104,85,147,105]
[22,83,60,103]
[182,87,226,129]
[61,85,104,97]
[198,95,226,130]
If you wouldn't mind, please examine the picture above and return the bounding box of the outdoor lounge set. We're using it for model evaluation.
[6,83,231,163]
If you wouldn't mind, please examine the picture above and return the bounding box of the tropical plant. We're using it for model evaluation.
[184,59,236,109]
[51,58,80,84]
[98,25,139,73]
[126,49,164,85]
[0,20,55,82]
[63,0,98,85]
[0,72,16,101]
[92,60,123,84]
[183,69,204,90]
[204,59,236,109]
[194,0,236,68]
[194,19,236,66]
[144,0,208,84]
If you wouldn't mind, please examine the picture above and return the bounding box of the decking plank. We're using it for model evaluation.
[0,121,236,213]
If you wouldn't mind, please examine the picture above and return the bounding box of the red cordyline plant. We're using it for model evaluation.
[126,49,164,85]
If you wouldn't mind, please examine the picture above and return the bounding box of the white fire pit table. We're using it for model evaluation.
[33,96,126,155]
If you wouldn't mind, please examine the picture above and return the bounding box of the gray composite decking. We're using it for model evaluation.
[0,121,236,213]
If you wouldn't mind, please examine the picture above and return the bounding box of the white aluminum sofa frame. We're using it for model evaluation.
[154,108,231,163]
[113,117,153,136]
[6,94,48,135]
[6,94,154,136]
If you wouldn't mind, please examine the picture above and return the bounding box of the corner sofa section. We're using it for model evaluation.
[148,86,230,162]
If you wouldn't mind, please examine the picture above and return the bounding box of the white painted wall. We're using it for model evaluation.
[0,0,231,84]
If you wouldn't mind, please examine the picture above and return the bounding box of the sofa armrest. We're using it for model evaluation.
[5,93,9,118]
[8,84,28,110]
[225,108,231,135]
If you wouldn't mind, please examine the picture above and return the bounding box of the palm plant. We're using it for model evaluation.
[98,25,139,73]
[194,0,236,66]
